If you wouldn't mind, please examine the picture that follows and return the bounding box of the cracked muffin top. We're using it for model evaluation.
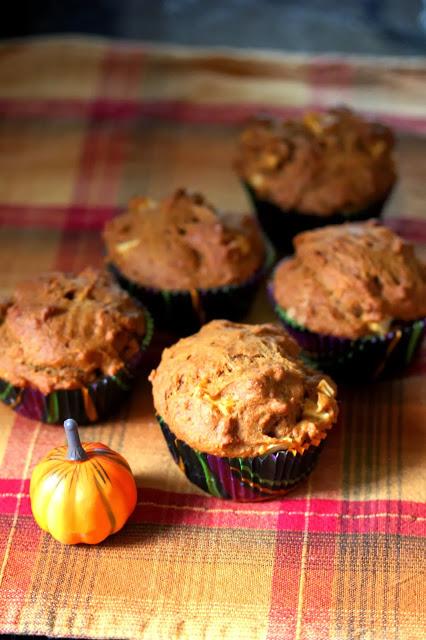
[103,189,266,290]
[0,268,146,393]
[234,106,396,216]
[149,320,338,457]
[272,221,426,339]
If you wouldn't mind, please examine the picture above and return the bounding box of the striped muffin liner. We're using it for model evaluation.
[108,242,276,336]
[243,182,391,255]
[268,282,425,381]
[157,416,326,502]
[0,307,154,425]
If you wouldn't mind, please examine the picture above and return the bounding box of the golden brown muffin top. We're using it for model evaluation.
[0,268,146,393]
[234,107,396,216]
[149,320,338,457]
[103,189,266,290]
[273,221,426,339]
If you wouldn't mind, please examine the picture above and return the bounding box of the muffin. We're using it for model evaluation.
[0,268,153,424]
[149,320,338,501]
[104,188,274,335]
[269,221,426,379]
[234,106,396,254]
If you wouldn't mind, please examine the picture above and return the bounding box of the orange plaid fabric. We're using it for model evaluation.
[0,38,425,640]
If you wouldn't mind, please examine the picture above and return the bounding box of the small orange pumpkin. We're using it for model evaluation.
[30,419,137,544]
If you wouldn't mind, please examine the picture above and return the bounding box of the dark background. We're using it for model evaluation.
[1,0,426,55]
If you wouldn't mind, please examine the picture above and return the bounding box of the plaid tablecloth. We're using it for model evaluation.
[0,38,425,640]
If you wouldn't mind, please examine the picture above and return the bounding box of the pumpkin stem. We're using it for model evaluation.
[64,419,88,461]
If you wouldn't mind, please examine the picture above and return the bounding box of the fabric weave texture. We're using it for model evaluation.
[0,38,425,640]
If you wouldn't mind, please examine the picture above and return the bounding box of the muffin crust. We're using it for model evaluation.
[0,268,146,393]
[150,320,338,457]
[273,221,426,339]
[103,189,266,290]
[235,107,395,216]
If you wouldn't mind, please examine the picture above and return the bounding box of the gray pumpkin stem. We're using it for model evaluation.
[64,419,88,461]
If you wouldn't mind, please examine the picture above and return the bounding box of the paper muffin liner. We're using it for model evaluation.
[157,415,326,502]
[0,307,154,425]
[108,243,276,336]
[243,182,390,255]
[268,283,425,381]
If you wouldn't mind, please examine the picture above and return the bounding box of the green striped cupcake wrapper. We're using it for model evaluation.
[108,242,276,336]
[157,415,326,502]
[243,182,391,256]
[267,281,425,381]
[0,307,154,425]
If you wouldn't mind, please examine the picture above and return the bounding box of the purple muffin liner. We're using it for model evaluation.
[157,415,326,502]
[0,307,154,425]
[243,182,391,255]
[108,242,276,336]
[267,281,425,381]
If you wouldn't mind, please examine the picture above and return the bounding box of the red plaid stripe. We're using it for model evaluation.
[0,98,425,133]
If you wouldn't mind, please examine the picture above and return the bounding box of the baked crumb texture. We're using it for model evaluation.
[103,188,265,290]
[235,107,396,216]
[273,221,426,339]
[0,268,146,393]
[150,320,338,458]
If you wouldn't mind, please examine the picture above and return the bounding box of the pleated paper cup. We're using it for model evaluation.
[268,282,425,381]
[108,243,275,336]
[244,182,391,255]
[157,416,327,502]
